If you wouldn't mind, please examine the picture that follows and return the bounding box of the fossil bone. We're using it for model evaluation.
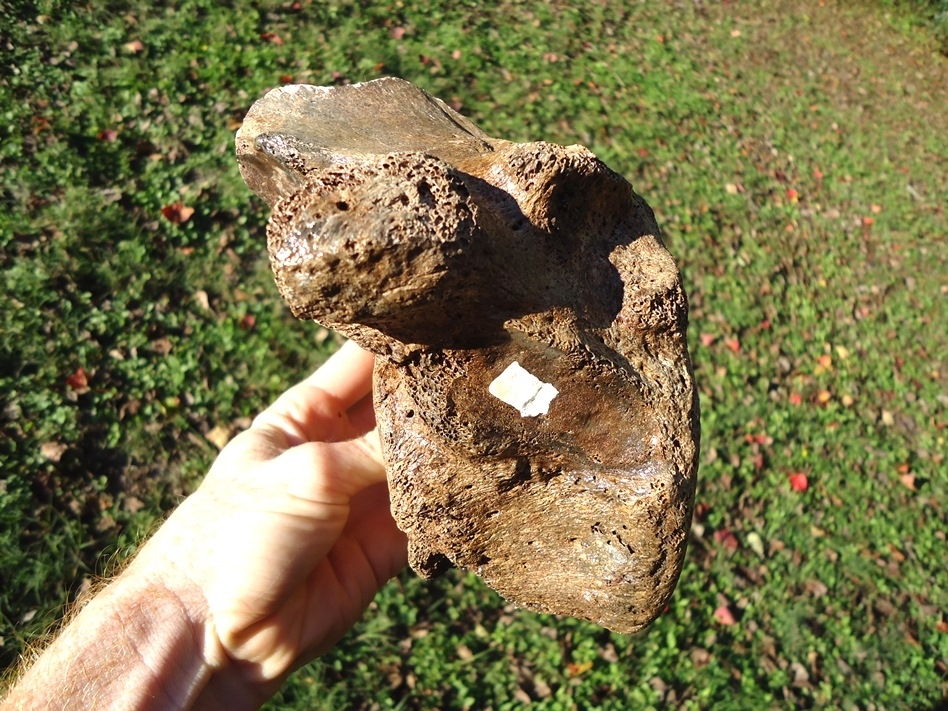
[236,77,699,633]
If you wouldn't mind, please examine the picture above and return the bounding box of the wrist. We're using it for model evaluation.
[3,570,218,711]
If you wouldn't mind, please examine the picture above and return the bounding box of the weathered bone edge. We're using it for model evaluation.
[236,77,699,634]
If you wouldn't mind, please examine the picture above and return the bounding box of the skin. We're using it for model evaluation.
[2,341,408,710]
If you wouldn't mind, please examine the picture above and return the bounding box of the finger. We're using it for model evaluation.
[252,340,375,446]
[304,339,374,408]
[347,393,377,435]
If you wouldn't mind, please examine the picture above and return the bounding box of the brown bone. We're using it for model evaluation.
[236,78,699,633]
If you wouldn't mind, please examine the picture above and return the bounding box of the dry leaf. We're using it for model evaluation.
[205,424,232,450]
[714,604,737,625]
[161,202,195,224]
[40,441,68,462]
[66,367,89,390]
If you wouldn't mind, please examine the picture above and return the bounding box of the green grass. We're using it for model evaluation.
[2,0,947,708]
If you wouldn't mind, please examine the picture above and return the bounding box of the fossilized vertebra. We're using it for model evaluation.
[236,77,699,633]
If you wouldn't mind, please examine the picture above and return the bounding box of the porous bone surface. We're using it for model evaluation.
[236,77,699,633]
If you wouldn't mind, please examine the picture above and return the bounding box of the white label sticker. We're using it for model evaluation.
[488,361,558,417]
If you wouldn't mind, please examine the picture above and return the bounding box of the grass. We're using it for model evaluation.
[2,0,947,707]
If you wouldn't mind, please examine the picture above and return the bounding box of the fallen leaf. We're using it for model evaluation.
[97,129,118,142]
[124,496,145,513]
[899,472,916,490]
[161,202,195,225]
[724,337,740,354]
[239,313,256,330]
[786,187,799,202]
[816,390,831,404]
[816,354,833,370]
[714,604,737,625]
[389,26,406,40]
[40,441,68,462]
[513,687,532,704]
[149,337,173,355]
[204,424,232,450]
[788,472,809,492]
[599,643,619,663]
[789,393,803,406]
[260,32,284,45]
[123,39,144,53]
[566,660,594,676]
[700,332,716,347]
[532,676,552,698]
[870,203,882,214]
[66,367,88,390]
[714,529,739,552]
[690,647,711,666]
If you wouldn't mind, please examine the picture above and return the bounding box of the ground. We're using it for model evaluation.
[0,0,946,707]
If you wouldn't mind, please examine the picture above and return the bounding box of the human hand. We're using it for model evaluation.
[126,340,408,706]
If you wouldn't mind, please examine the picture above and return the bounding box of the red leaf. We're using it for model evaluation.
[66,367,88,390]
[260,32,284,45]
[724,338,740,354]
[97,129,118,142]
[699,332,716,347]
[789,393,803,406]
[239,314,256,330]
[389,26,406,40]
[714,605,737,625]
[714,530,739,552]
[788,472,809,492]
[161,202,195,225]
[123,39,144,53]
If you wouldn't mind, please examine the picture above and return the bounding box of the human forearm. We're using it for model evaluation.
[2,571,219,711]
